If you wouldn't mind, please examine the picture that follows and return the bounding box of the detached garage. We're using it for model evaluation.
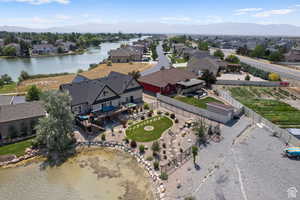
[138,68,198,95]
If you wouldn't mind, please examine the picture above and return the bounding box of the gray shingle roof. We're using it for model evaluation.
[187,56,220,75]
[0,102,45,123]
[0,95,13,106]
[60,71,134,106]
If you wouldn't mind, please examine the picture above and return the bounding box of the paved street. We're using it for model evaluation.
[141,42,171,76]
[164,118,300,200]
[221,49,300,81]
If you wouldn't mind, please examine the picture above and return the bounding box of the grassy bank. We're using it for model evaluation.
[174,96,224,109]
[0,83,17,94]
[0,139,33,157]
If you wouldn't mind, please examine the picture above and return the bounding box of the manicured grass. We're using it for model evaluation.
[0,139,33,157]
[126,116,173,142]
[0,83,17,94]
[229,87,300,128]
[174,96,224,109]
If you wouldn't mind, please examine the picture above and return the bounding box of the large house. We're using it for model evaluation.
[31,44,57,55]
[60,71,143,115]
[187,56,221,76]
[108,46,143,63]
[285,48,300,62]
[0,102,45,141]
[138,68,204,95]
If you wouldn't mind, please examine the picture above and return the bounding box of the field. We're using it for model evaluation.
[0,139,33,157]
[229,87,300,128]
[126,116,173,142]
[16,62,153,93]
[174,96,224,109]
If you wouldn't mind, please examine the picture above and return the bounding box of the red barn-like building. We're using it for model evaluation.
[138,68,197,95]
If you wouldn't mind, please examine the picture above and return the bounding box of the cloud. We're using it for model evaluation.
[253,9,294,17]
[0,0,70,5]
[160,17,191,23]
[55,14,71,20]
[234,8,262,15]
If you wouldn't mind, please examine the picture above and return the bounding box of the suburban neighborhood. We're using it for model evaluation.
[1,1,300,200]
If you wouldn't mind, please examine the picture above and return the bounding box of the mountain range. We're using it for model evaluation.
[1,22,300,36]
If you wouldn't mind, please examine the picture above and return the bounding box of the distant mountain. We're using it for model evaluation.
[1,22,300,36]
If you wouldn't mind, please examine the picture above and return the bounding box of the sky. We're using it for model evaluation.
[0,0,300,28]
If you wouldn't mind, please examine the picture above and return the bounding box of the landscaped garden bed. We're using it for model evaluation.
[174,96,224,109]
[229,86,300,128]
[126,116,173,142]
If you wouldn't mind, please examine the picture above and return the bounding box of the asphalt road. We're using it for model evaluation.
[221,49,300,81]
[141,41,171,76]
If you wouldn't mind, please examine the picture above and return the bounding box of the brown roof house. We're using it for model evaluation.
[138,68,200,95]
[0,102,45,141]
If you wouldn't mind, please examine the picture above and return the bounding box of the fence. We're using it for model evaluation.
[214,87,300,146]
[215,80,287,87]
[157,94,233,124]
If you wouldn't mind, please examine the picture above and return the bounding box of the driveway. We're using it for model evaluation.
[141,41,171,76]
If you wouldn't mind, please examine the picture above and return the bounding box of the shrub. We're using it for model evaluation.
[148,110,153,117]
[144,103,150,110]
[146,156,153,161]
[157,110,162,115]
[101,134,106,141]
[139,144,145,153]
[163,155,167,160]
[162,143,166,148]
[107,60,112,66]
[124,137,129,144]
[152,141,160,152]
[268,73,281,81]
[159,172,168,180]
[184,196,196,200]
[170,113,176,119]
[130,140,137,148]
[245,74,251,81]
[153,161,160,170]
[165,112,169,116]
[141,116,145,120]
[175,119,179,123]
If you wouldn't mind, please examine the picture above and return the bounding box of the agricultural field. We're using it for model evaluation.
[229,87,300,128]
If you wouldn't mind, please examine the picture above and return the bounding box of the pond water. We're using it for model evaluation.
[0,37,146,81]
[0,149,154,200]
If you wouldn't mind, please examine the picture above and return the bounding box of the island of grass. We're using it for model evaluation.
[0,139,33,157]
[229,87,300,128]
[126,116,173,142]
[174,96,224,109]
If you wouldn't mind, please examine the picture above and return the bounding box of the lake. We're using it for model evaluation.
[0,37,145,81]
[0,148,154,200]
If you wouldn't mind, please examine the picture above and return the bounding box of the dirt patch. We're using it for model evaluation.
[17,62,153,92]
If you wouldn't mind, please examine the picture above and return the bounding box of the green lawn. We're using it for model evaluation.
[229,87,300,128]
[126,116,173,142]
[0,83,17,94]
[0,139,33,157]
[174,96,224,109]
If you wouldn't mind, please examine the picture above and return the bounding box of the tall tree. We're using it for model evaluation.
[128,70,141,80]
[201,70,217,87]
[35,91,75,160]
[213,49,225,60]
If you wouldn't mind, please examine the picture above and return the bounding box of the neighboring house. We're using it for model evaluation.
[31,44,57,55]
[59,42,77,52]
[173,43,186,54]
[187,56,220,76]
[138,68,198,95]
[60,71,143,115]
[108,46,143,63]
[285,47,300,62]
[0,102,45,140]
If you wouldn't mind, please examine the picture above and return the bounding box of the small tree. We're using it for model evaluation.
[207,125,213,137]
[107,60,112,66]
[201,70,216,87]
[153,161,160,170]
[101,134,106,141]
[143,103,150,110]
[26,85,42,101]
[128,70,141,80]
[192,146,198,164]
[225,54,240,64]
[139,144,145,154]
[213,49,224,60]
[193,119,207,144]
[159,172,168,180]
[151,141,160,152]
[245,74,251,81]
[130,140,137,148]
